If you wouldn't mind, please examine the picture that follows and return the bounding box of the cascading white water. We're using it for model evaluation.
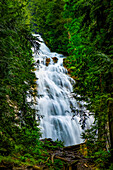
[32,34,93,146]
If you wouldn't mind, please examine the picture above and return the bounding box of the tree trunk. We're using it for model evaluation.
[108,99,113,158]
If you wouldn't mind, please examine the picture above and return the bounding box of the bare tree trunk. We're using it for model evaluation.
[108,99,113,159]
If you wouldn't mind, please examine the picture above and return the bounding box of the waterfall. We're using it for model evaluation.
[32,34,93,146]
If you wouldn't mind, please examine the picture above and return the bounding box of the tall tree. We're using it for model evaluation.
[28,0,69,54]
[63,0,113,167]
[0,0,41,155]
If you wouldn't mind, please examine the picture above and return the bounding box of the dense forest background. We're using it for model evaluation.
[0,0,113,169]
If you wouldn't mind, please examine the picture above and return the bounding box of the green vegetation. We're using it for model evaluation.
[29,0,113,168]
[0,140,64,169]
[63,0,113,169]
[0,0,41,157]
[42,139,64,150]
[28,0,69,54]
[0,1,64,169]
[1,0,113,169]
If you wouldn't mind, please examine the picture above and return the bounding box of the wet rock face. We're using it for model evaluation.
[46,57,58,66]
[37,60,40,64]
[46,58,50,66]
[52,57,58,63]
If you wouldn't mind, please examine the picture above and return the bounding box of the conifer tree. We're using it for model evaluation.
[28,0,69,54]
[63,0,113,166]
[0,0,41,155]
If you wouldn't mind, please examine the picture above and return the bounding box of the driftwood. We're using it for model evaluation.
[54,156,69,162]
[40,139,90,169]
[63,142,85,151]
[51,153,55,163]
[50,143,86,165]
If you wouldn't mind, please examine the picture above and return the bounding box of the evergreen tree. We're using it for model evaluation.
[0,0,41,156]
[63,0,113,167]
[28,0,69,54]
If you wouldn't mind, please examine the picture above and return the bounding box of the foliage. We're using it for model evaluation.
[63,0,113,168]
[1,0,113,169]
[28,0,69,54]
[108,163,113,170]
[41,139,64,151]
[53,159,64,170]
[0,0,41,158]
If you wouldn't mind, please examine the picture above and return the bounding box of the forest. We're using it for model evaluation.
[0,0,113,169]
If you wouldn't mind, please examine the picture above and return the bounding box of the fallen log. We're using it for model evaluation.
[55,156,69,162]
[63,142,85,151]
